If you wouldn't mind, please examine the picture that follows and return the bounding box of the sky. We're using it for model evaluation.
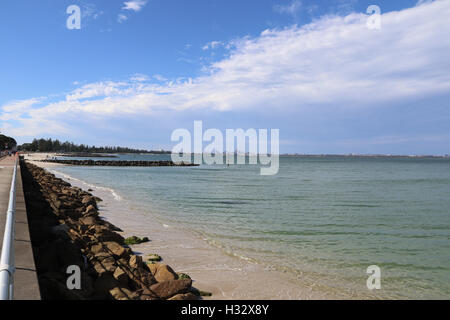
[0,0,449,154]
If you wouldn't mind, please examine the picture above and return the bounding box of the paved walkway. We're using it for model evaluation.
[0,155,40,300]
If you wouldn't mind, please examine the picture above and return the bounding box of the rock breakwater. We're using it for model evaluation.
[39,159,198,167]
[21,161,199,300]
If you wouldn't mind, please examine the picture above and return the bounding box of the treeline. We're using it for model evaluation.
[18,138,167,154]
[0,134,17,151]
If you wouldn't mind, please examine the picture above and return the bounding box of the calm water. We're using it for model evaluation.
[54,155,450,299]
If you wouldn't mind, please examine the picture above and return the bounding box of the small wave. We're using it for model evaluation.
[50,169,122,201]
[201,236,255,263]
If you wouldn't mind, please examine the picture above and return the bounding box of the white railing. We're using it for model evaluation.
[0,157,18,300]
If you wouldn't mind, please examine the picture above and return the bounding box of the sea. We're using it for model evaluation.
[49,154,450,299]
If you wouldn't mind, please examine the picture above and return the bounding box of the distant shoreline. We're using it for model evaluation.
[278,154,450,158]
[22,151,450,158]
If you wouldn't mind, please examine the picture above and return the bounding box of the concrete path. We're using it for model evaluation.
[0,155,40,300]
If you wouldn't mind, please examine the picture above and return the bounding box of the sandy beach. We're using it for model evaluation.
[23,152,340,300]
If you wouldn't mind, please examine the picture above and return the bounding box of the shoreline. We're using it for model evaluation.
[21,158,202,300]
[25,153,341,300]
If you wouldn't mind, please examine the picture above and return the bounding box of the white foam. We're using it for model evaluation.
[50,169,122,201]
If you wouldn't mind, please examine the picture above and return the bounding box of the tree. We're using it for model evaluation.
[0,134,17,151]
[17,138,164,154]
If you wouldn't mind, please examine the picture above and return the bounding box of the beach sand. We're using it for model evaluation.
[24,152,339,300]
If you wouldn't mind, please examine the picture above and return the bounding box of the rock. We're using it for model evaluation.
[148,263,178,282]
[93,256,117,274]
[124,236,150,245]
[104,241,127,258]
[149,279,192,300]
[81,195,93,204]
[147,253,161,262]
[189,288,213,297]
[113,267,130,287]
[139,288,159,300]
[139,270,157,287]
[94,273,120,298]
[81,196,97,209]
[85,205,97,214]
[80,216,97,226]
[90,243,104,255]
[51,224,70,234]
[124,267,157,290]
[21,161,199,301]
[129,255,143,269]
[50,224,71,238]
[109,287,136,300]
[177,273,191,280]
[90,225,125,244]
[93,251,112,261]
[101,221,122,232]
[168,293,199,300]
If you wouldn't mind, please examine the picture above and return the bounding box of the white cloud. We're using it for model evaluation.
[118,14,128,23]
[82,3,103,20]
[0,98,44,121]
[65,81,133,101]
[130,74,150,82]
[153,74,167,82]
[118,1,147,23]
[122,0,148,12]
[3,0,450,137]
[202,41,224,51]
[274,0,302,16]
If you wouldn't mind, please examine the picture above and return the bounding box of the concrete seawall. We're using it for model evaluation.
[0,155,40,300]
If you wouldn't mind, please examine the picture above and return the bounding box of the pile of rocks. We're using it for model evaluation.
[21,161,199,300]
[39,159,198,167]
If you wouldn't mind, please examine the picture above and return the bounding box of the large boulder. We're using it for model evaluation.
[105,242,128,258]
[149,279,192,300]
[148,263,178,282]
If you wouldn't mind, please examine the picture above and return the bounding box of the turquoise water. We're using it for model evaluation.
[54,155,450,299]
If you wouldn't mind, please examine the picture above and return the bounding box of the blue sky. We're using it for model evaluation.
[1,0,449,154]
